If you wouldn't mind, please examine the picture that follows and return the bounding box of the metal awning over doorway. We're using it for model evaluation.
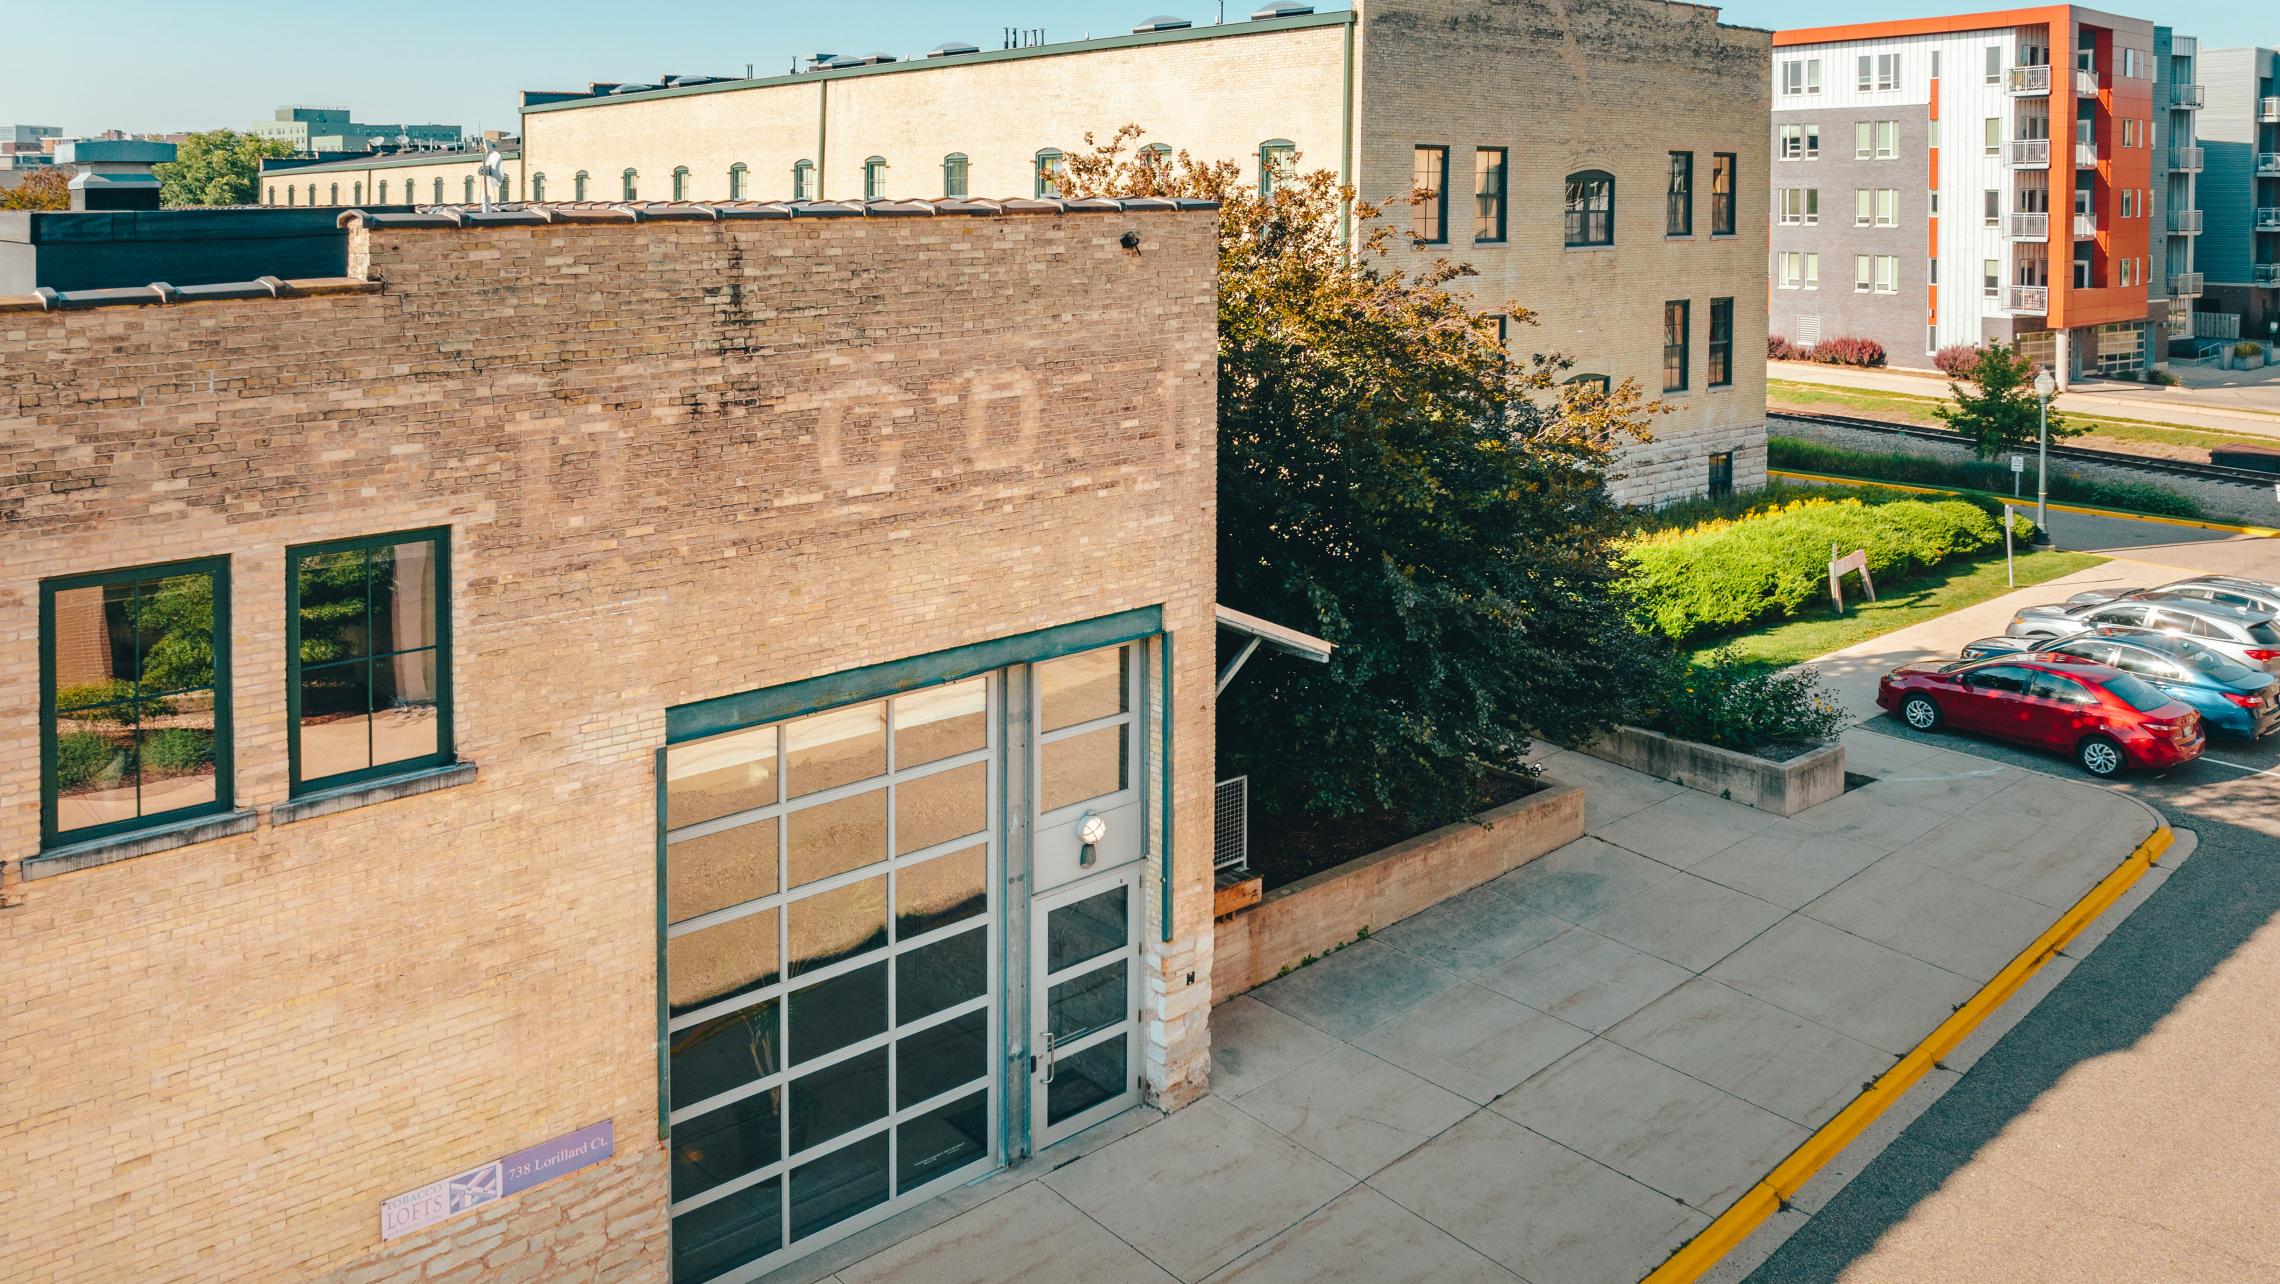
[1215,604,1333,695]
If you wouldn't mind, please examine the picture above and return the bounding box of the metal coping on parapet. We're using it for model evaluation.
[335,197,1221,229]
[0,275,379,313]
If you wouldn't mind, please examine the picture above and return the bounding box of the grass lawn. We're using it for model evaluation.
[1768,377,2250,458]
[1687,548,2107,672]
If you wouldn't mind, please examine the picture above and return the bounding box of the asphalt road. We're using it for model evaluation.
[1746,531,2280,1282]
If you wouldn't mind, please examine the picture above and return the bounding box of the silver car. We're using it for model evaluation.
[2065,576,2280,616]
[2008,597,2280,674]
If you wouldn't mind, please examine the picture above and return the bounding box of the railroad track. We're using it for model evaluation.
[1771,410,2280,489]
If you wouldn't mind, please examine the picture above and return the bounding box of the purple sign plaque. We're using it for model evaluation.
[380,1119,615,1241]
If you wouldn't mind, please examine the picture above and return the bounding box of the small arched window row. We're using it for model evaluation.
[727,163,747,200]
[463,175,475,203]
[531,172,547,202]
[792,159,815,200]
[352,182,363,204]
[307,184,318,206]
[573,170,590,201]
[622,169,638,201]
[863,155,888,201]
[1564,170,1615,248]
[432,177,444,204]
[941,153,968,199]
[328,182,340,204]
[671,166,690,200]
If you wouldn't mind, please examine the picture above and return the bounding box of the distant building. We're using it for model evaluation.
[259,145,517,209]
[252,106,462,155]
[2196,47,2280,339]
[0,124,62,171]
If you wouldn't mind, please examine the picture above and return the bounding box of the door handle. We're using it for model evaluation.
[1039,1031,1058,1085]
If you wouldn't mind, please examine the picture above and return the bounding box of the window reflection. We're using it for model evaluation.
[786,703,884,796]
[668,910,779,1017]
[1040,725,1127,812]
[668,726,778,829]
[891,678,985,768]
[48,568,223,837]
[1038,648,1126,731]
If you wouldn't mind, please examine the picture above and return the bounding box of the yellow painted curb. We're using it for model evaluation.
[1768,468,2280,539]
[1640,822,2176,1284]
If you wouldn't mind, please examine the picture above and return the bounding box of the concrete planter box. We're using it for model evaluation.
[2235,351,2268,371]
[1581,725,1844,817]
[1210,776,1585,1003]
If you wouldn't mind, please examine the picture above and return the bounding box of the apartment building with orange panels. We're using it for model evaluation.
[1771,7,2201,380]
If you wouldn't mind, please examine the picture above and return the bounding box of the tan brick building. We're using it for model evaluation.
[0,199,1221,1283]
[514,0,1773,503]
[261,148,510,208]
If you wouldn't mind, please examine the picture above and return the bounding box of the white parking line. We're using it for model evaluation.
[2198,757,2280,778]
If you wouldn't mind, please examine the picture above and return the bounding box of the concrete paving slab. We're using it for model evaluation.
[1906,778,2150,908]
[1474,926,1693,1034]
[1351,981,1592,1105]
[1703,915,1979,1057]
[1202,1185,1522,1284]
[1685,819,1888,912]
[1781,1064,1962,1217]
[1801,854,2058,982]
[1247,938,1461,1042]
[1371,889,1570,977]
[1492,1038,1809,1215]
[1579,871,1790,972]
[1835,727,1942,777]
[835,1181,1176,1284]
[1593,790,1781,871]
[1042,1097,1356,1283]
[1490,836,1680,924]
[1605,979,1896,1128]
[1231,1044,1475,1180]
[1544,752,1687,828]
[1370,1110,1708,1284]
[1209,995,1343,1098]
[1788,784,1955,849]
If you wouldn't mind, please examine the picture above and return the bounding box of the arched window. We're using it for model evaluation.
[379,180,390,204]
[328,182,340,204]
[1034,148,1065,198]
[307,184,317,205]
[1564,170,1615,247]
[531,173,546,202]
[352,181,363,204]
[432,177,444,203]
[863,156,888,200]
[573,170,589,200]
[671,166,690,200]
[1258,139,1295,197]
[622,169,638,201]
[284,185,295,206]
[941,153,968,199]
[727,163,747,199]
[463,175,475,203]
[792,159,815,200]
[266,184,278,205]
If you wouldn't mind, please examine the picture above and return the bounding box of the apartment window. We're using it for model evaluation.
[378,180,389,204]
[463,176,475,203]
[1855,254,1874,292]
[2120,257,2135,287]
[1781,58,1822,96]
[1929,258,1939,285]
[1778,124,1819,160]
[1035,149,1066,198]
[432,178,443,204]
[671,167,689,200]
[1876,256,1898,293]
[1985,118,2000,156]
[1858,52,1899,91]
[353,182,363,204]
[1984,189,2001,225]
[1260,139,1296,198]
[1412,145,1449,243]
[2120,188,2136,219]
[621,170,637,201]
[864,156,888,201]
[1804,252,1820,289]
[309,185,319,206]
[1856,122,1872,159]
[1663,301,1691,393]
[1929,189,1939,216]
[1931,51,1941,80]
[792,160,815,201]
[1856,189,1874,226]
[1563,169,1615,246]
[1666,151,1694,236]
[1707,451,1736,498]
[574,171,589,200]
[1565,373,1613,398]
[286,530,451,796]
[727,163,746,200]
[1876,121,1897,158]
[1778,187,1819,225]
[530,173,545,202]
[1877,189,1898,226]
[941,154,968,199]
[1708,298,1734,388]
[1985,44,2002,84]
[329,182,339,204]
[1779,251,1802,289]
[1711,153,1736,235]
[1474,147,1507,242]
[41,558,232,848]
[1983,258,2001,297]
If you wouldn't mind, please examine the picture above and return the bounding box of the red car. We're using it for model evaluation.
[1876,654,2205,777]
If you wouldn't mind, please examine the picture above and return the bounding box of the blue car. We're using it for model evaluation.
[1957,627,2280,739]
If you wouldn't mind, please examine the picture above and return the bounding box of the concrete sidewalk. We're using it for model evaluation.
[1770,361,2280,436]
[770,740,2159,1284]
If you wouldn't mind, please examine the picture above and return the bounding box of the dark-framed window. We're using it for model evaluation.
[1564,372,1612,399]
[1259,139,1296,198]
[1707,451,1735,498]
[1667,151,1694,236]
[574,171,589,200]
[431,178,443,203]
[1474,147,1508,243]
[41,558,233,848]
[287,529,454,796]
[1663,300,1691,393]
[1711,153,1737,235]
[622,169,638,201]
[330,182,340,204]
[1708,297,1734,388]
[672,166,690,200]
[1034,149,1064,198]
[727,163,746,199]
[792,160,815,200]
[378,180,389,203]
[1564,170,1614,246]
[942,153,969,198]
[1411,145,1449,243]
[462,175,474,203]
[863,156,888,200]
[531,173,546,202]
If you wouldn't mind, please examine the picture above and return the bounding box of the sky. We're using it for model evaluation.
[3,1,2272,137]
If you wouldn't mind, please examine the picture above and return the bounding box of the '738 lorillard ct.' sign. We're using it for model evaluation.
[380,1120,615,1241]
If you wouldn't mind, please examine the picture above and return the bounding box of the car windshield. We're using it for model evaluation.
[2101,672,2171,713]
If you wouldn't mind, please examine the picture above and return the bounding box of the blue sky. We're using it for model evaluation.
[4,1,2269,136]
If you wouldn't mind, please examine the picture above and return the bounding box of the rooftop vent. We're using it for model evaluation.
[804,52,838,71]
[607,83,658,95]
[928,41,982,57]
[1251,2,1314,17]
[859,52,898,65]
[1132,15,1193,33]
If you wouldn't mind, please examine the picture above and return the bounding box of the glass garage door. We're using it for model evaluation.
[660,676,1000,1283]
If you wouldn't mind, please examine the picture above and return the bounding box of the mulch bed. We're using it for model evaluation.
[1248,771,1543,892]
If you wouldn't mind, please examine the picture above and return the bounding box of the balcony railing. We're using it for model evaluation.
[2261,97,2280,123]
[2172,84,2206,109]
[2007,65,2052,94]
[2074,68,2102,96]
[2170,146,2204,172]
[2256,264,2280,287]
[2170,209,2204,235]
[2074,212,2100,238]
[2007,212,2049,239]
[2168,273,2204,297]
[2010,139,2051,167]
[2076,141,2101,166]
[2259,153,2280,177]
[2008,285,2050,313]
[2257,208,2280,231]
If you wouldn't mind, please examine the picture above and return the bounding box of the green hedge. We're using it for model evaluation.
[1621,495,2007,642]
[1768,436,2201,519]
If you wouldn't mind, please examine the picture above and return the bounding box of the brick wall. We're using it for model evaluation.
[0,207,1219,1282]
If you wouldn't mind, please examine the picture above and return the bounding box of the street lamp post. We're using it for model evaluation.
[2033,368,2057,546]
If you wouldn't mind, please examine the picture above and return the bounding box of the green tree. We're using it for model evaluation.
[1937,340,2077,460]
[155,130,293,207]
[1057,128,1667,827]
[0,167,71,210]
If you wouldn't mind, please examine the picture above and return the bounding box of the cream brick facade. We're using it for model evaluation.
[261,152,502,207]
[0,205,1219,1283]
[515,1,1771,503]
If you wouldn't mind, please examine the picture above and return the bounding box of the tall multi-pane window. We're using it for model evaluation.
[1778,187,1819,225]
[1985,45,2002,84]
[330,182,340,204]
[1711,154,1736,235]
[574,171,590,200]
[1875,121,1897,158]
[864,157,888,201]
[1707,298,1734,388]
[41,559,232,847]
[1707,451,1735,498]
[1666,151,1693,236]
[1564,170,1615,246]
[728,164,746,200]
[1985,118,2001,155]
[353,182,363,204]
[622,170,639,201]
[378,180,389,203]
[432,178,443,203]
[1473,147,1506,243]
[1876,189,1898,226]
[673,167,691,200]
[531,174,546,202]
[1781,58,1822,96]
[1033,149,1064,199]
[1875,255,1899,293]
[941,154,968,199]
[1663,300,1690,393]
[1778,125,1819,160]
[287,530,453,794]
[1856,254,1874,292]
[1411,145,1449,243]
[1259,140,1296,198]
[793,161,816,200]
[463,176,474,203]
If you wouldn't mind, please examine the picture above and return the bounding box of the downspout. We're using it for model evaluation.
[1160,631,1175,944]
[1341,15,1357,253]
[817,79,830,200]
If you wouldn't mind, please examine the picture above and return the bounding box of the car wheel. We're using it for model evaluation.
[2077,735,2126,778]
[1900,694,1942,731]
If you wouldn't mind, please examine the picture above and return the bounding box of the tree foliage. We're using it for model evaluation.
[1055,128,1668,826]
[1937,340,2077,459]
[155,130,293,207]
[0,167,71,211]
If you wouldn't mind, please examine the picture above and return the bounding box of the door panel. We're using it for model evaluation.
[1029,868,1142,1149]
